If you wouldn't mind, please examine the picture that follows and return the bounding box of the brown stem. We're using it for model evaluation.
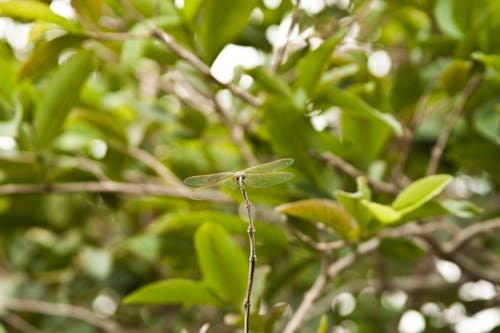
[270,0,301,74]
[0,181,230,202]
[318,151,398,195]
[1,297,138,333]
[426,74,483,175]
[237,175,256,333]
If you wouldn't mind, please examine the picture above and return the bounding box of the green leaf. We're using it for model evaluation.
[124,279,221,306]
[441,200,483,218]
[34,50,94,148]
[314,86,403,136]
[277,199,359,241]
[197,0,259,63]
[335,177,372,233]
[195,223,247,308]
[316,315,329,333]
[0,0,78,32]
[472,52,500,75]
[472,99,500,145]
[147,211,288,248]
[392,174,453,214]
[439,60,472,95]
[433,0,473,39]
[379,237,426,261]
[247,66,294,100]
[19,35,86,81]
[297,34,344,94]
[362,201,402,225]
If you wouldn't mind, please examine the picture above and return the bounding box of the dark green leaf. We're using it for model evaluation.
[379,237,426,261]
[124,279,221,306]
[195,223,247,307]
[34,50,94,148]
[197,0,259,63]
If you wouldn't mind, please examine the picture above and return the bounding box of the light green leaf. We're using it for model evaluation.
[314,86,402,136]
[182,0,204,23]
[335,177,372,233]
[80,247,112,280]
[433,0,467,38]
[316,315,328,333]
[362,201,402,224]
[472,99,500,145]
[195,223,247,308]
[124,279,221,306]
[277,199,359,241]
[298,34,344,94]
[197,0,258,63]
[392,174,453,214]
[34,50,94,148]
[0,0,78,32]
[472,52,500,75]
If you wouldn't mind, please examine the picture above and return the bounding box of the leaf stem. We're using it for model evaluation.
[237,175,256,333]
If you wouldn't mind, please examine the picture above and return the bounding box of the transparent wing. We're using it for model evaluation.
[244,172,293,188]
[190,177,236,200]
[244,158,294,174]
[184,172,233,187]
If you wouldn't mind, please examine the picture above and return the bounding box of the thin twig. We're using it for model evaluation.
[0,181,230,202]
[445,217,500,253]
[2,297,138,333]
[283,238,380,333]
[287,223,346,251]
[270,0,301,74]
[236,174,256,333]
[1,312,43,333]
[426,74,483,175]
[317,151,398,195]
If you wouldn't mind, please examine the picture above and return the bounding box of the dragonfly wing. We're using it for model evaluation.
[184,172,233,187]
[245,172,293,188]
[244,158,294,174]
[190,177,235,200]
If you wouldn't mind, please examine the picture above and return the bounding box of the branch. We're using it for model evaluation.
[149,28,262,108]
[1,312,43,333]
[1,297,137,333]
[317,151,398,195]
[0,181,231,203]
[270,0,301,74]
[445,217,500,253]
[426,74,483,175]
[283,238,380,333]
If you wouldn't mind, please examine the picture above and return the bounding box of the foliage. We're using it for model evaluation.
[0,0,499,332]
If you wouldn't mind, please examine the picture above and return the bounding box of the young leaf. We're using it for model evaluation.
[315,315,329,333]
[195,223,247,308]
[392,174,453,214]
[0,1,78,32]
[362,201,402,225]
[34,51,94,148]
[124,279,221,306]
[277,199,359,241]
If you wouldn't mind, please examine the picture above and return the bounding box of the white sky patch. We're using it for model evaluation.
[435,259,461,283]
[211,44,264,83]
[399,310,425,333]
[92,291,118,317]
[455,308,500,333]
[300,0,326,15]
[368,50,392,77]
[0,136,16,150]
[50,0,76,19]
[263,0,282,10]
[174,0,184,9]
[459,280,497,301]
[443,302,466,324]
[0,18,32,52]
[310,108,340,131]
